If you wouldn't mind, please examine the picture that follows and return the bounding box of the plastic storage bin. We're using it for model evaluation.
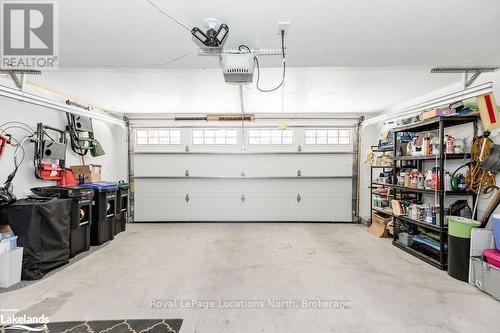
[0,247,23,288]
[398,232,413,247]
[448,216,480,282]
[0,236,18,254]
[471,257,500,301]
[82,182,118,245]
[483,249,500,269]
[493,214,500,251]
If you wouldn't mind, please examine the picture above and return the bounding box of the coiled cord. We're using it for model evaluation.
[466,136,497,194]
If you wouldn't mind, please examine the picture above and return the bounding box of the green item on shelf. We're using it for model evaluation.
[417,228,441,242]
[448,216,480,239]
[118,181,129,190]
[91,141,105,157]
[463,101,479,111]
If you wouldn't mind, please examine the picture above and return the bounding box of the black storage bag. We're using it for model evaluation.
[0,198,71,280]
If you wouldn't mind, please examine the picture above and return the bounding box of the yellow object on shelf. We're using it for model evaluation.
[477,93,500,130]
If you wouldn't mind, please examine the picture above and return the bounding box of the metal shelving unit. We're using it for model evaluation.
[393,153,471,161]
[371,145,393,153]
[370,159,394,225]
[390,184,469,195]
[391,116,478,270]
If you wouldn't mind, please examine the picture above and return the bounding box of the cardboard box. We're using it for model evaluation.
[421,108,456,120]
[70,164,101,183]
[369,213,391,238]
[0,225,12,234]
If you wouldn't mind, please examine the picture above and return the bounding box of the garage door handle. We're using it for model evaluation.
[298,145,302,152]
[185,170,190,177]
[297,194,301,202]
[297,169,301,177]
[185,193,190,202]
[241,194,245,202]
[185,145,190,152]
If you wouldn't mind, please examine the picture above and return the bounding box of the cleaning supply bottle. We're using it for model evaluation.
[423,135,432,156]
[432,167,440,190]
[425,170,433,190]
[444,171,452,191]
[457,174,467,191]
[445,135,455,154]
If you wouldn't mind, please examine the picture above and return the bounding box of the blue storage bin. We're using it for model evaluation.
[1,231,15,240]
[0,235,17,254]
[81,182,118,191]
[493,214,500,251]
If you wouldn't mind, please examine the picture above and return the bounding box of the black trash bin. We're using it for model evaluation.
[82,182,118,246]
[448,216,480,282]
[31,185,94,258]
[0,197,71,280]
[115,182,129,235]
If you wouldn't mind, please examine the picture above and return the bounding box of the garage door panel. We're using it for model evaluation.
[296,179,352,221]
[131,124,356,223]
[134,178,351,222]
[133,154,353,177]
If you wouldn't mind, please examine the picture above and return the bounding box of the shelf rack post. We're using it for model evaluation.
[439,118,446,267]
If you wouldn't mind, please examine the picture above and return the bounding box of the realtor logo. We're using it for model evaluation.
[1,1,59,70]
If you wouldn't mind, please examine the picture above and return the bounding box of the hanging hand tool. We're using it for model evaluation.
[66,114,105,157]
[34,123,67,181]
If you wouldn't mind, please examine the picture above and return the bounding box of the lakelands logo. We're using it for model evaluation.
[0,313,50,326]
[1,1,59,70]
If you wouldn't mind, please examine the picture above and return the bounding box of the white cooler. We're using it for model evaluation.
[0,247,23,288]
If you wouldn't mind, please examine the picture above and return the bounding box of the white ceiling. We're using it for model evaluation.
[58,0,500,68]
[18,67,461,114]
[3,0,499,114]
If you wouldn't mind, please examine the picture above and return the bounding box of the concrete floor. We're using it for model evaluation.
[1,223,500,333]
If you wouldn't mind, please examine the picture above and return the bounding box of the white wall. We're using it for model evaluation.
[475,71,500,226]
[358,123,382,222]
[0,97,128,199]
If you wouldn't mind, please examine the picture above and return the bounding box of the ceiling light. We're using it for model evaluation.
[191,18,229,48]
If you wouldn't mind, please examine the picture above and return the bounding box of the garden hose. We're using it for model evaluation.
[466,136,497,195]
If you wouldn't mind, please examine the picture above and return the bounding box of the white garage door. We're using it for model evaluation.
[129,117,359,222]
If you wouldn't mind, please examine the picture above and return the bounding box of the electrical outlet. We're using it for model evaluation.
[277,21,290,34]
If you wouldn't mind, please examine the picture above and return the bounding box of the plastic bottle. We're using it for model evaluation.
[423,136,432,156]
[444,172,452,191]
[445,135,455,154]
[411,172,417,188]
[457,174,467,191]
[405,172,411,188]
[432,167,440,190]
[424,170,433,190]
[417,173,425,189]
[425,206,433,223]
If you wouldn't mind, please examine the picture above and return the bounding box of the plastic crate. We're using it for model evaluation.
[0,247,23,288]
[471,257,500,301]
